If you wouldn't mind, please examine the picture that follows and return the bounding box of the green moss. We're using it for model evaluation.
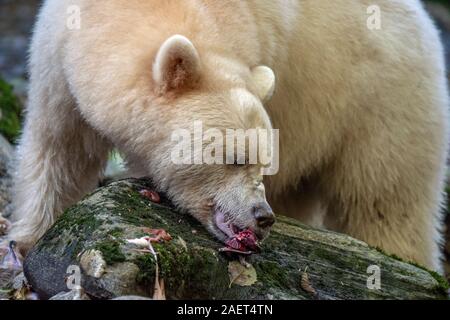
[133,243,196,292]
[107,227,124,238]
[48,206,101,236]
[0,78,22,143]
[133,242,228,299]
[37,205,103,259]
[375,247,406,263]
[44,211,99,242]
[94,240,126,265]
[256,261,290,289]
[407,261,449,295]
[134,253,157,288]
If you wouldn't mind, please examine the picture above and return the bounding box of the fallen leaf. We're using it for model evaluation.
[228,261,257,287]
[12,279,36,300]
[153,277,166,300]
[12,286,28,300]
[300,268,317,297]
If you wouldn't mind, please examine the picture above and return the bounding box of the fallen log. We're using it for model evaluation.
[24,179,449,300]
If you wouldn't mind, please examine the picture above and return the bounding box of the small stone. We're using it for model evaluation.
[79,249,106,278]
[12,272,27,290]
[49,288,91,300]
[112,295,152,300]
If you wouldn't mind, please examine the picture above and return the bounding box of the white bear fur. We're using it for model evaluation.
[7,0,449,272]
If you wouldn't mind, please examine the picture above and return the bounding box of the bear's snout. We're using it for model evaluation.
[213,197,275,243]
[252,202,275,229]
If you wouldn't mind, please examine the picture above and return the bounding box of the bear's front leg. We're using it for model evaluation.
[7,81,111,253]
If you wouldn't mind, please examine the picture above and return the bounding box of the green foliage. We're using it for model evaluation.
[0,78,22,143]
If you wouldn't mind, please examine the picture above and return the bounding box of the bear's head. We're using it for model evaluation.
[139,35,277,244]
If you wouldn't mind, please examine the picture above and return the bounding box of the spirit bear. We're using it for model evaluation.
[7,0,449,272]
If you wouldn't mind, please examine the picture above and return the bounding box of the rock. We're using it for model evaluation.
[0,238,22,299]
[112,296,152,300]
[23,179,449,300]
[12,272,26,290]
[79,249,106,279]
[49,289,91,301]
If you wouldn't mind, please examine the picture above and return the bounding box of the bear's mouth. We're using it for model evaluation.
[213,206,262,254]
[214,207,242,239]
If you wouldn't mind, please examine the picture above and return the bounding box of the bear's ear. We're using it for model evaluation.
[153,35,201,93]
[251,66,276,103]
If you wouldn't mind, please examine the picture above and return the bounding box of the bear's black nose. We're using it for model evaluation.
[253,202,275,228]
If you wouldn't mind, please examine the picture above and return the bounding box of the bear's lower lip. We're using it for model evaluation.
[214,208,241,239]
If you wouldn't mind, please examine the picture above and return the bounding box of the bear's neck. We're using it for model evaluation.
[147,0,272,68]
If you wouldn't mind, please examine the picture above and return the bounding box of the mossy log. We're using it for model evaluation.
[24,179,449,300]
